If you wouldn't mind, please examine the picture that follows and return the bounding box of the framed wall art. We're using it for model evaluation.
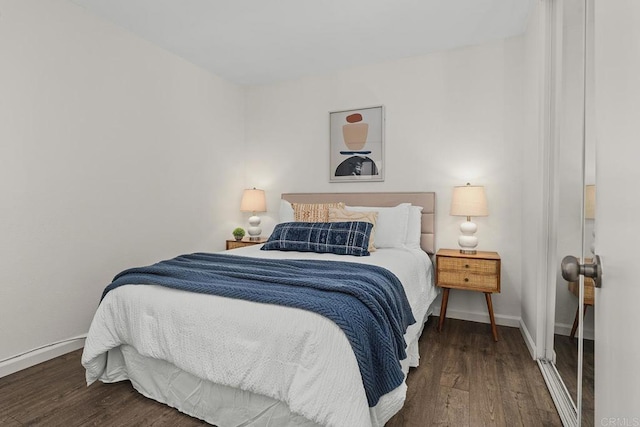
[329,105,384,182]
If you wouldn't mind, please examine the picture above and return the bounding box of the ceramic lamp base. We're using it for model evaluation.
[458,220,479,254]
[247,215,262,240]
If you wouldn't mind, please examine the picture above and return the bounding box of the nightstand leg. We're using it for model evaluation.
[570,305,589,339]
[570,306,580,338]
[485,292,499,342]
[438,288,450,332]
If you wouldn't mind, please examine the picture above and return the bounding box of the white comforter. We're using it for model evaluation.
[82,246,436,427]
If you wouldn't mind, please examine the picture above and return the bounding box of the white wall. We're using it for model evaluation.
[0,0,549,375]
[519,0,548,358]
[0,0,245,370]
[245,38,525,326]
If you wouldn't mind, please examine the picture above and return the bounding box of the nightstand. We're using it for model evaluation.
[225,237,268,250]
[567,274,595,339]
[435,248,501,341]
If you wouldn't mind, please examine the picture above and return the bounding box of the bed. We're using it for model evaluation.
[82,192,437,427]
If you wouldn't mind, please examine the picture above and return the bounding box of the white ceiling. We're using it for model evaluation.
[71,0,534,86]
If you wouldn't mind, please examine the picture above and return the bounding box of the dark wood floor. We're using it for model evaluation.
[0,317,561,426]
[387,317,561,426]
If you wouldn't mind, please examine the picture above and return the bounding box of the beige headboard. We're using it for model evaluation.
[282,192,436,255]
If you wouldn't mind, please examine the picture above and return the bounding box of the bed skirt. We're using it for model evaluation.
[97,308,432,427]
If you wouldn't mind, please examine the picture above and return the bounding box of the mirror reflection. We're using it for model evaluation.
[552,0,595,425]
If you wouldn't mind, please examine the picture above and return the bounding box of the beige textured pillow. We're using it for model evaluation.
[293,202,345,222]
[328,207,378,252]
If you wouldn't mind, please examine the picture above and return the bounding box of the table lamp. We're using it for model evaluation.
[450,183,488,254]
[240,188,267,241]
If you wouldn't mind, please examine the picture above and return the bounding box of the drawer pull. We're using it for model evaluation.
[464,277,469,282]
[465,264,470,268]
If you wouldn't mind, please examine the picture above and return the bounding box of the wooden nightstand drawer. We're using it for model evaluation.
[568,278,595,306]
[437,257,499,275]
[437,271,499,292]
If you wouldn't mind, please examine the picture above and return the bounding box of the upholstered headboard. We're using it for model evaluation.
[281,192,436,255]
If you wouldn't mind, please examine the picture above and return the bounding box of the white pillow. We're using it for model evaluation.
[346,203,410,248]
[404,205,423,249]
[279,199,295,223]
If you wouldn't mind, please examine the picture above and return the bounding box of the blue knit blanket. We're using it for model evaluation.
[101,252,416,406]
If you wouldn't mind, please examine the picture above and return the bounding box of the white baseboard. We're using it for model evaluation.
[431,307,521,328]
[520,318,537,359]
[430,306,534,357]
[0,337,86,378]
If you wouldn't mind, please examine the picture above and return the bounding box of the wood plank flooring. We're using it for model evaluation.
[0,317,561,426]
[386,317,561,426]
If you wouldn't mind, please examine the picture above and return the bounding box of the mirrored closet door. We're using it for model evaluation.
[541,0,594,426]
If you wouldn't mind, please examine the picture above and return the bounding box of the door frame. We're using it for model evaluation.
[534,0,587,426]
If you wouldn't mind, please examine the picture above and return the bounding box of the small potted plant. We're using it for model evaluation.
[232,227,245,241]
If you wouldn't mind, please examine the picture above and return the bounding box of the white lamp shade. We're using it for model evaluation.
[450,184,488,217]
[240,188,266,213]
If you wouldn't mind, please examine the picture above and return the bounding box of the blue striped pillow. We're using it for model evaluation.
[261,221,373,256]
